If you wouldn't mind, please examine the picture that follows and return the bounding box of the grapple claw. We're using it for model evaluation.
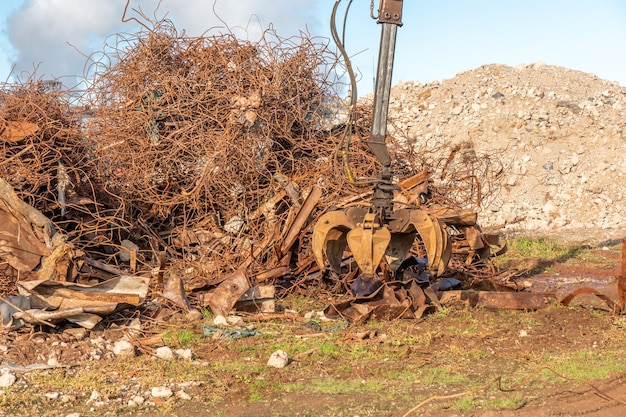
[312,206,451,279]
[403,209,451,276]
[346,212,391,276]
[311,210,355,273]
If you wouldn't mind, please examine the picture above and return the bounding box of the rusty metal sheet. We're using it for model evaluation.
[163,275,191,310]
[203,269,250,317]
[18,276,150,308]
[4,276,151,329]
[325,280,430,322]
[252,266,291,283]
[0,200,49,272]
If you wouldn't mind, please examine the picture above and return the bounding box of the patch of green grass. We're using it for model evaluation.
[430,306,453,319]
[161,328,201,347]
[452,395,476,411]
[309,378,386,395]
[507,237,567,258]
[201,308,213,320]
[418,366,470,386]
[543,350,626,381]
[494,236,595,273]
[451,392,525,412]
[319,341,340,357]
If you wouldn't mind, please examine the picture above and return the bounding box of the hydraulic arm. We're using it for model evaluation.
[312,0,451,295]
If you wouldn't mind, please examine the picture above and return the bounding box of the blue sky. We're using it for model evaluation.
[1,1,626,94]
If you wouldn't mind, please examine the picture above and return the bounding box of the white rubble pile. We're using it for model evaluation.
[383,63,626,244]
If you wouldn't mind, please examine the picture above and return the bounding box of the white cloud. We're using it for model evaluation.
[7,0,321,82]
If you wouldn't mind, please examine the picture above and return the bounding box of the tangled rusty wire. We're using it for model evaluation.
[0,18,507,298]
[80,21,385,274]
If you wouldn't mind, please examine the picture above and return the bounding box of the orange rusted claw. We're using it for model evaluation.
[407,210,451,276]
[312,210,355,273]
[346,213,391,276]
[313,207,451,278]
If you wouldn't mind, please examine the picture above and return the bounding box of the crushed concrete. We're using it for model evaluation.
[384,63,626,244]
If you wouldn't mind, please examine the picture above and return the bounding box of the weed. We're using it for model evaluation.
[419,367,470,386]
[542,350,626,381]
[430,306,453,319]
[162,329,201,347]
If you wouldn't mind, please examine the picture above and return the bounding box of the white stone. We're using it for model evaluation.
[155,346,174,360]
[61,394,76,403]
[45,392,60,400]
[451,105,464,115]
[86,390,100,404]
[226,315,245,326]
[176,390,191,400]
[213,315,228,326]
[174,348,193,360]
[151,386,173,398]
[112,340,135,357]
[267,350,289,369]
[0,372,16,388]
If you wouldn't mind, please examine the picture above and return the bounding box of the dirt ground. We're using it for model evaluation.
[0,240,624,417]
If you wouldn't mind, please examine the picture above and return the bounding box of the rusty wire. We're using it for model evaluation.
[80,21,378,275]
[0,18,507,295]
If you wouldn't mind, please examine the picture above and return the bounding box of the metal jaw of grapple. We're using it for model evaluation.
[312,204,452,289]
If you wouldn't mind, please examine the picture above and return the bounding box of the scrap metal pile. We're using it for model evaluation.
[0,22,527,329]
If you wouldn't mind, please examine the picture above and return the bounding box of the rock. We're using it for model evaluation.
[151,386,173,398]
[86,390,100,404]
[176,390,191,400]
[226,315,245,326]
[131,395,145,404]
[45,392,60,400]
[0,372,16,387]
[112,340,135,357]
[155,346,174,360]
[47,356,60,367]
[384,63,626,244]
[174,348,193,360]
[213,314,228,326]
[267,350,289,368]
[61,394,76,403]
[186,309,203,322]
[65,413,81,417]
